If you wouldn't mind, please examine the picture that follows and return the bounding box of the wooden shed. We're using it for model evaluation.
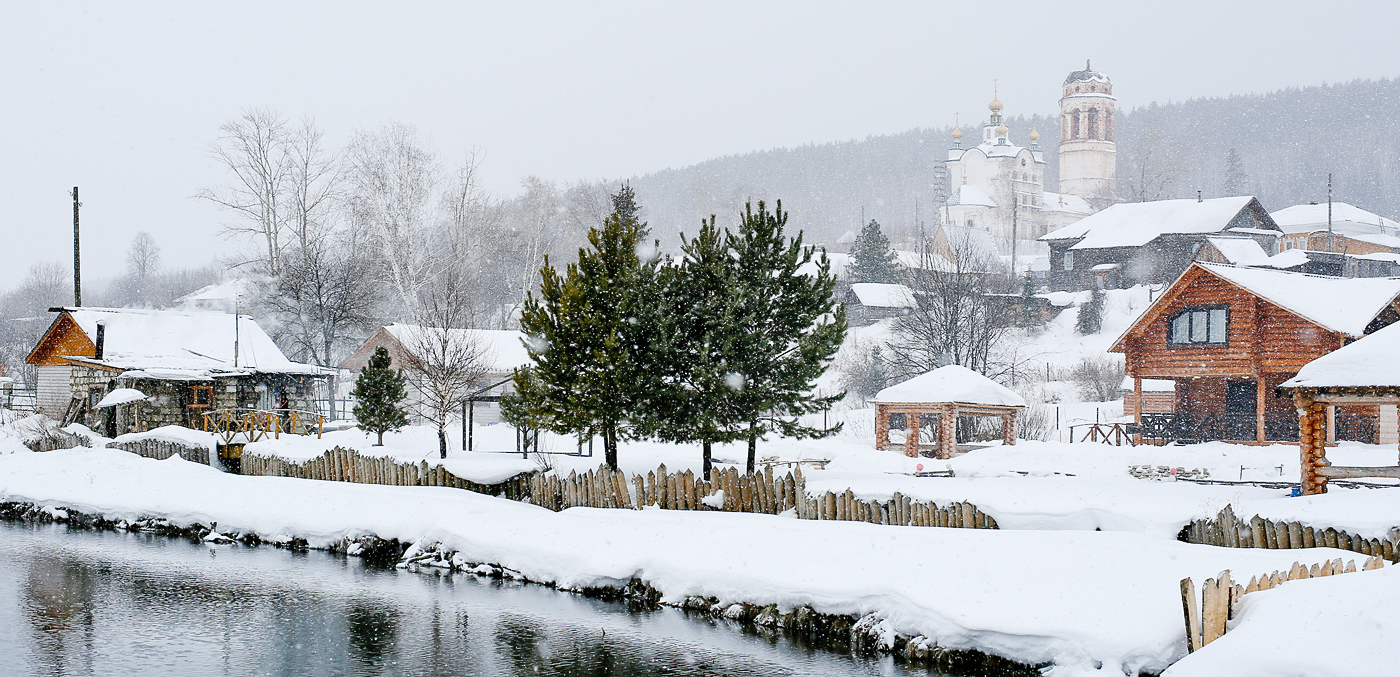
[871,365,1025,458]
[1111,263,1400,444]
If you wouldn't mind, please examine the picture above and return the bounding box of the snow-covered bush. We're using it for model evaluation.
[1071,356,1124,402]
[1017,403,1056,441]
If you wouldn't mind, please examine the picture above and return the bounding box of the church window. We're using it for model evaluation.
[1020,158,1027,167]
[1087,107,1099,140]
[1071,110,1081,139]
[1091,85,1097,92]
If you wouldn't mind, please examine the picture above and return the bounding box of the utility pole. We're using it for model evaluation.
[1011,199,1019,278]
[1327,173,1334,254]
[71,187,81,306]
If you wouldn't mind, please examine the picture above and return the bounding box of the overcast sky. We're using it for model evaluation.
[2,1,1396,288]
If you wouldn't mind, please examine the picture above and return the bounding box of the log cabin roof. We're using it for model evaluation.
[1110,263,1400,352]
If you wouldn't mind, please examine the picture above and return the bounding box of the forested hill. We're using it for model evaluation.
[627,77,1400,248]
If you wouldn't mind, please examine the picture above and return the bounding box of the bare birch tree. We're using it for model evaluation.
[285,117,341,253]
[199,108,293,275]
[264,241,379,367]
[400,274,493,459]
[887,231,1014,379]
[344,123,440,311]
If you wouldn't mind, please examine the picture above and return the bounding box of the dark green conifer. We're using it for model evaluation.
[351,346,409,446]
[849,219,900,283]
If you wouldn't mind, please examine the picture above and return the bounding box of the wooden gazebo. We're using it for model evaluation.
[872,365,1026,458]
[1280,321,1400,495]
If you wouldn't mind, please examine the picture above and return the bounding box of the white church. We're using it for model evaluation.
[943,62,1117,250]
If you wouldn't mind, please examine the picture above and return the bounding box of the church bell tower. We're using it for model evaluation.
[1058,60,1116,199]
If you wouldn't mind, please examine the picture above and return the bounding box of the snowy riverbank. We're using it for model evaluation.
[0,448,1386,676]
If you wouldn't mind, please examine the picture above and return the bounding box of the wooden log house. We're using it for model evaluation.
[1112,263,1400,444]
[872,365,1025,458]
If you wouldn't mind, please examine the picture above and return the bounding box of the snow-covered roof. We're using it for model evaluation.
[938,225,1002,266]
[949,184,997,208]
[384,324,532,374]
[1271,202,1400,235]
[872,365,1026,407]
[891,249,953,272]
[1265,249,1309,269]
[848,283,916,309]
[1346,232,1400,250]
[95,388,148,409]
[1090,263,1121,272]
[1040,191,1093,215]
[1282,320,1400,389]
[1119,376,1174,392]
[836,230,857,244]
[1204,237,1270,265]
[1041,196,1267,250]
[1198,264,1400,337]
[1029,256,1050,272]
[55,307,322,376]
[798,251,851,280]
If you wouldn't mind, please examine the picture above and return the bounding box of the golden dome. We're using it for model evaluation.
[989,97,1003,113]
[1029,126,1041,142]
[995,123,1008,136]
[951,126,963,139]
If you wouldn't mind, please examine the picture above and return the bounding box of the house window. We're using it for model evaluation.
[1169,307,1229,345]
[1064,251,1074,270]
[190,385,214,408]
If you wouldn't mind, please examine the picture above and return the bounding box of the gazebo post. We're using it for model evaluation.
[875,404,890,451]
[938,405,956,459]
[1296,392,1328,495]
[1002,411,1016,446]
[905,409,921,457]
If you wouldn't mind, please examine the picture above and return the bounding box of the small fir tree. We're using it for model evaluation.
[1222,147,1248,196]
[1076,289,1105,335]
[351,346,409,446]
[849,219,901,283]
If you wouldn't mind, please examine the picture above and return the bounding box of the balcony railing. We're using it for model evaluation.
[1139,412,1373,444]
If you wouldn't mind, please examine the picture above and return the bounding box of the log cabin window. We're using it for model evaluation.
[1169,307,1229,345]
[190,385,214,408]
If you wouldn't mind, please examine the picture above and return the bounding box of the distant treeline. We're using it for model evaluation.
[626,78,1400,248]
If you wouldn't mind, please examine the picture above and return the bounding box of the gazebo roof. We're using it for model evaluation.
[1281,320,1400,390]
[872,365,1026,407]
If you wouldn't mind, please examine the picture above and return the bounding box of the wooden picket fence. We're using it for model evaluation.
[525,463,1001,528]
[108,438,211,466]
[240,446,532,500]
[1183,505,1396,562]
[1181,555,1386,653]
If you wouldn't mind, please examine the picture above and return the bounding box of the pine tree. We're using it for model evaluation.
[1076,289,1105,335]
[728,201,848,473]
[650,216,747,480]
[505,192,666,470]
[351,346,409,446]
[849,219,900,283]
[1223,147,1249,196]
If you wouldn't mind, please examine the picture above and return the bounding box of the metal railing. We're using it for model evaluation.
[201,408,325,445]
[1139,413,1304,444]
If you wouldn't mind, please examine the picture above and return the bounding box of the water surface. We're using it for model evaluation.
[0,521,930,676]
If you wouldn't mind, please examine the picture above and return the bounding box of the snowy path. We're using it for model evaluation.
[0,448,1373,676]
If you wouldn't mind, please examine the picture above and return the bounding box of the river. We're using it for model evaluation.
[0,521,931,676]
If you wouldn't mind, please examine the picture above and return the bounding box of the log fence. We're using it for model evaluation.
[1181,555,1386,653]
[239,446,531,500]
[1182,504,1397,562]
[107,438,211,465]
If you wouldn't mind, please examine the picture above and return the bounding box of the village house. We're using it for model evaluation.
[843,283,916,327]
[1271,201,1400,254]
[25,307,328,436]
[1111,263,1400,444]
[339,324,532,424]
[1041,196,1283,291]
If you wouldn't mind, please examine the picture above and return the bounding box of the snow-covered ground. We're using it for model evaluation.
[0,448,1372,677]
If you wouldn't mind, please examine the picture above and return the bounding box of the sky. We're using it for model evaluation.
[2,1,1397,288]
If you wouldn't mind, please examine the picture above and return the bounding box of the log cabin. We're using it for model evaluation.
[1111,263,1400,444]
[25,307,328,436]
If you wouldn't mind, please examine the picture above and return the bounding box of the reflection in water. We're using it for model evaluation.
[0,521,929,677]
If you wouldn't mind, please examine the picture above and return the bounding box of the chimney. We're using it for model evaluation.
[94,320,106,360]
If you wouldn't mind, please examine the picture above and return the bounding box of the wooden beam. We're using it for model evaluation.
[1316,466,1400,479]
